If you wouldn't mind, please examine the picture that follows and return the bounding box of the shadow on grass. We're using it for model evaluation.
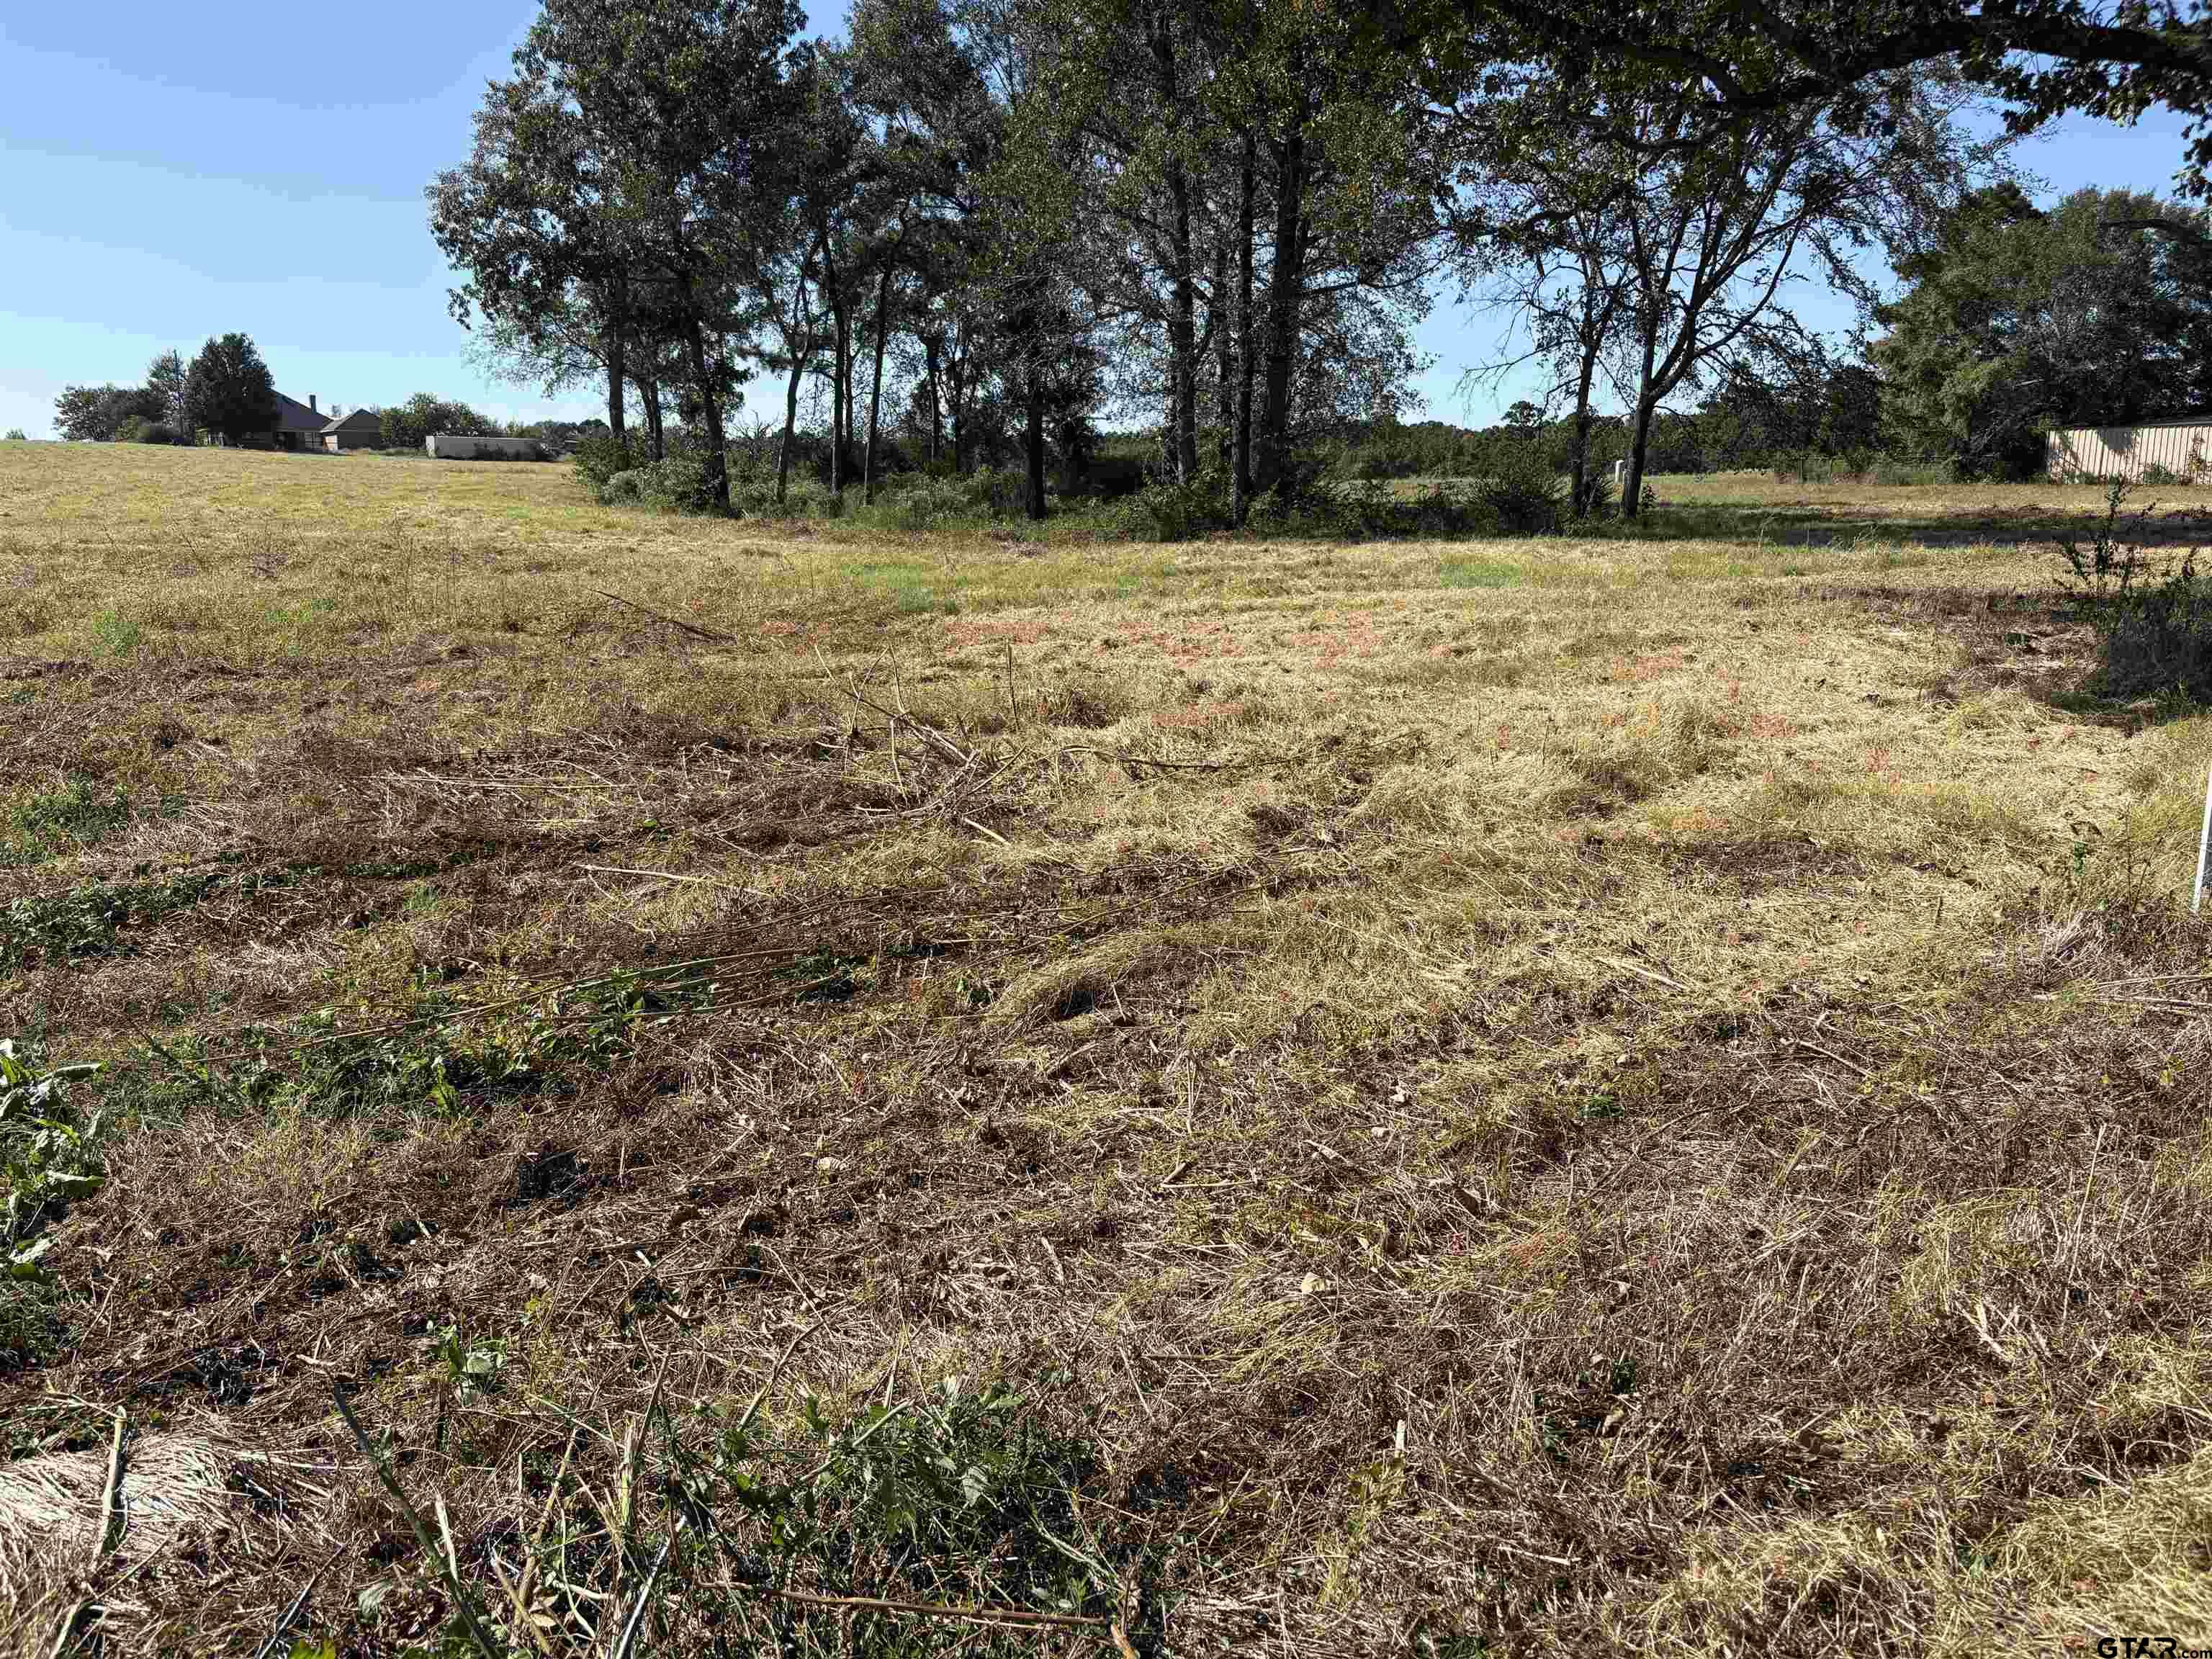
[1629,495,2212,552]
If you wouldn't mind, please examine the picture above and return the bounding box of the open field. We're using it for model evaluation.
[4,439,2211,1655]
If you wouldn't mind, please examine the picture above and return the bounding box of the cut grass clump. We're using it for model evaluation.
[2,775,129,865]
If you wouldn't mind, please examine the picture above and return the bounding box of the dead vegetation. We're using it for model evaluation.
[2,444,2211,1656]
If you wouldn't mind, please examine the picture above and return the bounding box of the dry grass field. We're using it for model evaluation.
[3,439,2211,1656]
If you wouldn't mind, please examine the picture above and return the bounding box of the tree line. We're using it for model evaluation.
[50,333,596,452]
[421,0,2212,521]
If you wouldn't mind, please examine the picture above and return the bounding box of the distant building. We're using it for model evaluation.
[320,408,381,452]
[426,434,545,460]
[2046,416,2212,482]
[248,392,329,451]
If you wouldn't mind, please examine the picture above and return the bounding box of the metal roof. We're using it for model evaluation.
[272,393,324,432]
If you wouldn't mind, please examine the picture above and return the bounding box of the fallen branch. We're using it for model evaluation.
[593,588,737,644]
[739,1583,1112,1632]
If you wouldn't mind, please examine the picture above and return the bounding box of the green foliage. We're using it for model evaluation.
[2,776,128,866]
[696,1377,1118,1655]
[1874,186,2212,477]
[573,429,649,490]
[598,454,723,513]
[115,416,181,445]
[1478,451,1566,534]
[2098,557,2212,706]
[1,869,223,971]
[53,383,168,443]
[377,392,498,452]
[1,1039,104,1372]
[171,971,703,1120]
[2,429,24,442]
[92,608,142,657]
[182,333,280,446]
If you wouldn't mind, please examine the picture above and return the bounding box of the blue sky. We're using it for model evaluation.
[0,7,2200,439]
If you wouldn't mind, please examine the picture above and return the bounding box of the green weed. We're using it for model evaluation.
[1,869,223,970]
[3,775,129,864]
[1,1040,104,1372]
[1439,558,1521,590]
[92,608,142,657]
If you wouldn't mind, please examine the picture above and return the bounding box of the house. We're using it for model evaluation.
[258,392,328,451]
[320,408,381,451]
[2046,416,2212,482]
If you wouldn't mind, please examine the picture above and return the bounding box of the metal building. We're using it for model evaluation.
[425,433,547,461]
[2046,416,2212,482]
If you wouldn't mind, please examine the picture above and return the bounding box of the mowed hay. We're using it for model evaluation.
[1,444,2211,1654]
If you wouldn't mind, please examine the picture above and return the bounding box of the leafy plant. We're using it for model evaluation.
[2,775,129,865]
[1478,452,1565,534]
[2056,477,2157,602]
[1,868,222,968]
[1,1040,103,1372]
[4,428,26,442]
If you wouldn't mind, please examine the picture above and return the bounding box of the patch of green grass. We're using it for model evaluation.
[1,869,224,970]
[3,775,130,865]
[1439,557,1522,590]
[92,608,143,657]
[179,971,711,1120]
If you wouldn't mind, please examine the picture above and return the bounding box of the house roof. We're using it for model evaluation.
[321,409,379,433]
[273,393,324,433]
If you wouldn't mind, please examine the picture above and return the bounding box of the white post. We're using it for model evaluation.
[2195,761,2212,914]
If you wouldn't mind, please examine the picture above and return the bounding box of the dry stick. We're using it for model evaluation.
[48,1408,130,1659]
[742,1585,1112,1632]
[609,1533,675,1659]
[90,1406,126,1565]
[333,1386,502,1659]
[513,1429,580,1656]
[250,1555,335,1659]
[592,588,737,644]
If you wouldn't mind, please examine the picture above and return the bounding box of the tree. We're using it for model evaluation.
[377,394,498,452]
[53,384,166,443]
[1434,0,2212,197]
[146,351,189,435]
[508,0,807,513]
[1873,186,2212,476]
[181,335,279,447]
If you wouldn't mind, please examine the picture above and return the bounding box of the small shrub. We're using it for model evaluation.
[116,418,179,445]
[92,609,141,657]
[1480,453,1565,534]
[2100,556,2212,705]
[1127,478,1227,542]
[572,431,649,490]
[4,429,27,442]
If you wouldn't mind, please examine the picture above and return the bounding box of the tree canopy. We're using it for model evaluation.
[181,334,279,447]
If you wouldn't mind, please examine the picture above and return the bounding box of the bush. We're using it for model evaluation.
[2,430,24,443]
[1869,455,1955,486]
[573,431,649,490]
[596,454,720,514]
[114,417,179,446]
[1480,452,1565,534]
[1125,477,1228,541]
[2100,557,2212,703]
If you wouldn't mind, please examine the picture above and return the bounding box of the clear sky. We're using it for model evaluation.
[0,7,2200,440]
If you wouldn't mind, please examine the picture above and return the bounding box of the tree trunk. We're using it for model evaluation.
[776,263,815,506]
[1211,237,1231,472]
[1024,363,1046,521]
[1568,350,1596,519]
[1256,102,1308,497]
[603,277,629,446]
[1151,12,1197,483]
[633,365,665,461]
[679,295,729,514]
[829,298,849,494]
[864,256,894,505]
[924,334,943,464]
[1231,126,1257,526]
[1623,312,1660,520]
